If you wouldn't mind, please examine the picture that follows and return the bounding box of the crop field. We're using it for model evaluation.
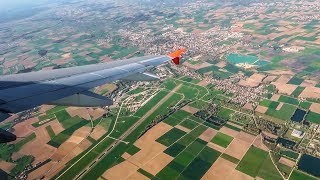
[211,132,233,148]
[266,104,297,121]
[260,99,280,108]
[278,95,299,105]
[216,107,235,120]
[305,111,320,124]
[156,128,187,147]
[236,146,271,177]
[179,119,199,130]
[289,170,318,180]
[291,86,306,97]
[287,77,304,85]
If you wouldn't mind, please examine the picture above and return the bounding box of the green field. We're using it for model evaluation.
[280,149,299,160]
[299,101,312,110]
[14,133,36,151]
[197,65,219,74]
[305,111,320,124]
[134,91,168,118]
[216,107,234,120]
[156,128,187,147]
[266,104,296,121]
[11,155,34,176]
[211,132,233,148]
[289,170,318,180]
[287,77,304,85]
[259,99,280,109]
[180,119,199,130]
[179,146,221,179]
[221,153,240,164]
[224,123,241,132]
[45,125,55,139]
[291,87,306,97]
[163,116,183,126]
[55,110,72,123]
[236,146,269,177]
[126,145,140,155]
[127,87,144,95]
[227,53,258,64]
[278,95,299,105]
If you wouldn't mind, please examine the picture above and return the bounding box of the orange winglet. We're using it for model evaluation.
[168,48,187,65]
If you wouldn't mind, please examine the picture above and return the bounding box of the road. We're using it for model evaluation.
[74,84,182,179]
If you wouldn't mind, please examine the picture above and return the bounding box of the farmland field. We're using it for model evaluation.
[236,146,269,177]
[211,132,233,148]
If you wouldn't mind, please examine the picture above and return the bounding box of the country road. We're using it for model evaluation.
[74,84,182,179]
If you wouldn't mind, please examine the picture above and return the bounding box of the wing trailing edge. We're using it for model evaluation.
[49,91,113,107]
[121,72,160,81]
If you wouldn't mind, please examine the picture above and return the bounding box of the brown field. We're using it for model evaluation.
[199,128,217,142]
[12,117,38,137]
[126,171,149,180]
[236,131,256,144]
[62,53,71,58]
[197,78,211,86]
[101,123,172,179]
[53,58,71,65]
[253,134,269,151]
[51,126,91,162]
[96,83,118,94]
[219,127,239,138]
[279,157,296,167]
[271,82,297,95]
[88,108,106,120]
[299,87,320,99]
[275,75,292,84]
[276,102,284,111]
[263,75,277,82]
[227,122,243,129]
[90,125,107,140]
[255,105,268,114]
[128,141,167,167]
[28,161,56,179]
[66,107,91,120]
[300,80,317,87]
[39,105,55,113]
[201,158,237,180]
[216,61,226,68]
[238,73,266,87]
[243,103,253,110]
[231,170,254,180]
[266,70,294,75]
[122,152,132,160]
[15,125,56,165]
[0,160,15,173]
[102,161,139,180]
[310,103,320,114]
[207,142,225,153]
[181,105,199,114]
[134,122,172,148]
[175,124,192,132]
[141,153,173,175]
[271,94,280,101]
[224,139,251,160]
[49,119,65,135]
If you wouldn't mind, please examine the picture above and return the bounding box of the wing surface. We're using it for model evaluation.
[0,55,172,113]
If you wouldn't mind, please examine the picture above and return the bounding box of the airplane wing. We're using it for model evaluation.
[0,49,186,121]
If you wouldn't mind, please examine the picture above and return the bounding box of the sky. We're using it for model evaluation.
[0,0,48,11]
